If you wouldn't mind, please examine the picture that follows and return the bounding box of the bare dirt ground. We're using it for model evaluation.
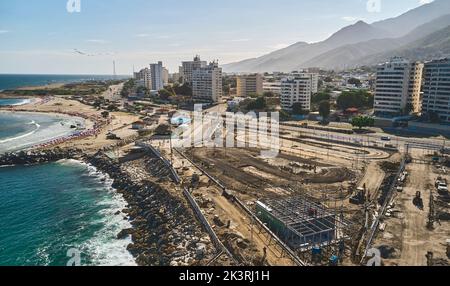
[170,148,296,266]
[374,162,450,266]
[185,147,357,204]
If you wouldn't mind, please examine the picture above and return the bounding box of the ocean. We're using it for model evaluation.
[0,160,136,266]
[0,74,130,91]
[0,75,136,266]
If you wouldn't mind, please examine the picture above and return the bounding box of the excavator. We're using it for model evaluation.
[413,191,424,210]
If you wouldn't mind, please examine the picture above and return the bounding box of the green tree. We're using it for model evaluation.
[101,111,110,118]
[172,83,192,96]
[337,90,373,110]
[351,116,375,130]
[348,78,362,87]
[155,124,171,136]
[318,100,331,120]
[312,92,331,104]
[279,110,292,121]
[263,91,276,98]
[107,104,119,112]
[121,79,135,98]
[159,89,175,101]
[246,96,267,110]
[291,102,309,115]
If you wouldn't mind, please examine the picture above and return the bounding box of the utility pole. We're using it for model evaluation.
[170,124,173,166]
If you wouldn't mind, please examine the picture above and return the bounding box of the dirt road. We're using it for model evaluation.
[389,163,449,266]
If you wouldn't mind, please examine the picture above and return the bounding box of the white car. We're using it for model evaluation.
[438,185,449,192]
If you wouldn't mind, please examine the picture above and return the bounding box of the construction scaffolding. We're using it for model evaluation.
[256,196,354,265]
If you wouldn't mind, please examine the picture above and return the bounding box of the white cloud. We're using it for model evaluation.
[86,39,109,44]
[134,33,150,38]
[228,38,251,42]
[341,16,363,22]
[0,30,10,34]
[134,34,172,39]
[156,35,172,39]
[269,43,290,50]
[419,0,434,5]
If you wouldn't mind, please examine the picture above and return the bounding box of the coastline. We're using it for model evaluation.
[0,148,216,266]
[0,156,137,266]
[0,110,86,154]
[57,158,137,266]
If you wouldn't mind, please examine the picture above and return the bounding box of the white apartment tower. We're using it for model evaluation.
[280,72,318,111]
[134,68,152,90]
[236,74,263,97]
[180,55,207,85]
[192,61,223,103]
[162,67,170,86]
[374,57,423,117]
[422,58,450,123]
[150,61,164,91]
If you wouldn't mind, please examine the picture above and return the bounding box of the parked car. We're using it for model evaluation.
[437,185,449,193]
[381,136,391,141]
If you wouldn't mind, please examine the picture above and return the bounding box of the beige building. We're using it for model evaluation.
[263,81,282,95]
[134,67,152,90]
[374,57,423,117]
[162,67,169,86]
[192,61,223,103]
[236,73,263,97]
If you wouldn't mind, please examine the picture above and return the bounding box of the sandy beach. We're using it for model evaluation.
[2,97,140,153]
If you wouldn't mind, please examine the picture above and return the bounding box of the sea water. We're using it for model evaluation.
[0,160,136,266]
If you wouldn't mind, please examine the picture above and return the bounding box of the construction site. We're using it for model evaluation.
[98,110,450,266]
[111,110,437,267]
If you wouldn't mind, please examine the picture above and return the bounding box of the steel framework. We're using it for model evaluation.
[257,195,354,265]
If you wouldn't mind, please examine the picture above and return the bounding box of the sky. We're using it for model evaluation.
[0,0,435,75]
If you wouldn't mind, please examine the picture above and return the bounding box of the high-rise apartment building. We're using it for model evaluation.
[192,61,223,103]
[422,58,450,123]
[134,68,152,90]
[374,57,423,117]
[180,55,207,85]
[280,72,318,111]
[162,67,169,86]
[150,61,164,91]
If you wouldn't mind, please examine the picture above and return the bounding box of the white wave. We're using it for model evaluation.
[0,164,15,168]
[0,98,32,106]
[57,159,137,266]
[0,119,40,144]
[0,112,85,153]
[10,99,32,106]
[35,245,51,266]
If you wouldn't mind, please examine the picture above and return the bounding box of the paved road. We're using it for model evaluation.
[102,83,124,102]
[279,124,448,152]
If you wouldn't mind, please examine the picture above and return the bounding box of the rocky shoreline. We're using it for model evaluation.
[0,148,216,266]
[0,148,82,166]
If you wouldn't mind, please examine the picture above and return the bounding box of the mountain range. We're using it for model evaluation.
[223,0,450,72]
